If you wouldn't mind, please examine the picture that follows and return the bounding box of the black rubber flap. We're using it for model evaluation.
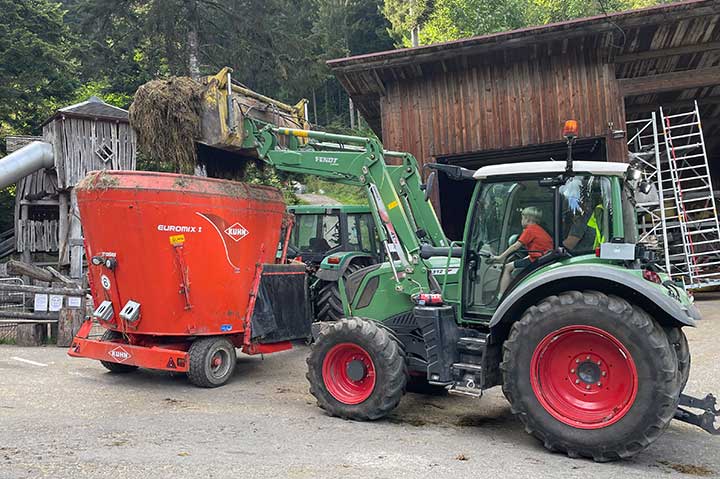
[250,263,311,342]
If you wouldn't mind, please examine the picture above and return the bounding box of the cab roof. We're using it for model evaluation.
[473,161,629,180]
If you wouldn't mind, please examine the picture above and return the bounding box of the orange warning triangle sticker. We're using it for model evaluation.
[167,358,176,369]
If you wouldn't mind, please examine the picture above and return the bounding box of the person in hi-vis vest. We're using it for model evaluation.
[563,204,605,252]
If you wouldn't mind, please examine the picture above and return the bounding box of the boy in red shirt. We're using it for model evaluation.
[490,206,553,297]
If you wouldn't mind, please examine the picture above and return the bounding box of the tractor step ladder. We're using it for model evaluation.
[660,102,720,289]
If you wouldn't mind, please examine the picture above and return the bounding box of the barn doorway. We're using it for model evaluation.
[437,137,608,240]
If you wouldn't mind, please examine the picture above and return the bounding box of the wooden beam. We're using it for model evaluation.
[0,282,85,296]
[619,66,720,97]
[6,259,55,283]
[0,311,58,321]
[615,41,720,64]
[625,95,720,114]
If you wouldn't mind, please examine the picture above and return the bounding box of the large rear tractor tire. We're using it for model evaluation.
[315,263,363,322]
[501,291,680,462]
[99,330,139,374]
[187,337,237,388]
[307,317,407,420]
[666,326,690,392]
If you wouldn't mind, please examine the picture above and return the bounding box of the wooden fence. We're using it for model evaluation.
[0,282,88,347]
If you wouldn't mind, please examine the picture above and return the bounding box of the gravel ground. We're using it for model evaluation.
[1,296,719,479]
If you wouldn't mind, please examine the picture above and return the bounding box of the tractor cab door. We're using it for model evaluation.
[346,212,384,261]
[461,174,616,319]
[462,179,555,319]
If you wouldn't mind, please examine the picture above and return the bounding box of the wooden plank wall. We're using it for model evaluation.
[45,118,137,190]
[17,220,59,253]
[379,45,628,170]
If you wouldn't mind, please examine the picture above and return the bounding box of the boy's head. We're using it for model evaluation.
[521,206,542,226]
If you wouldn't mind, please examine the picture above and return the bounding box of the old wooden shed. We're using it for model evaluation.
[9,97,136,276]
[329,0,720,237]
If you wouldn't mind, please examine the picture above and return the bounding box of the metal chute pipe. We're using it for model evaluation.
[0,141,54,189]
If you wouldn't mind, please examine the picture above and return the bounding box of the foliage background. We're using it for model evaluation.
[0,0,664,208]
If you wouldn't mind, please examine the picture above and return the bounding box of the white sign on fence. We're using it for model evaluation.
[48,295,64,312]
[67,296,82,309]
[33,294,49,312]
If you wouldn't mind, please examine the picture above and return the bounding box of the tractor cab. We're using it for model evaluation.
[462,161,637,318]
[286,205,382,266]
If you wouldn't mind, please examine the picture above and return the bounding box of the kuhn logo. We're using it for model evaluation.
[224,222,249,242]
[109,346,131,363]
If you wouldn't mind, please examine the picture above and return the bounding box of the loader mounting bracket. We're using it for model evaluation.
[674,393,720,435]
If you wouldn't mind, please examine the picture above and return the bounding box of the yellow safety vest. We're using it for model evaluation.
[586,205,605,249]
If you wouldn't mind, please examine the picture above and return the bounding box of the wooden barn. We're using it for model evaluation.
[6,97,136,277]
[329,0,720,238]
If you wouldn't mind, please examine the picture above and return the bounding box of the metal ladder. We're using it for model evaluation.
[627,113,674,275]
[659,101,720,289]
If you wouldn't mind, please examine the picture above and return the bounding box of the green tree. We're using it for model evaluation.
[383,0,433,46]
[383,0,664,46]
[0,0,78,136]
[525,0,660,24]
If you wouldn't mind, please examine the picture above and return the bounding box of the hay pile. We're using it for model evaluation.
[129,76,205,174]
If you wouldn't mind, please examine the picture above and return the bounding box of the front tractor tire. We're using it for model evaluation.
[307,318,407,420]
[501,291,680,462]
[315,263,363,322]
[187,337,237,388]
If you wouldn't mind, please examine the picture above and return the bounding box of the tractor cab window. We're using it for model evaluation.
[347,213,377,254]
[291,213,341,254]
[464,174,616,315]
[560,176,613,254]
[465,179,555,312]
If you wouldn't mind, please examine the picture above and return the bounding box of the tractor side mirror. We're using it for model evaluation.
[422,171,437,202]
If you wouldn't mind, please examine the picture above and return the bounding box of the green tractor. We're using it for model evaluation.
[242,119,718,461]
[285,204,383,321]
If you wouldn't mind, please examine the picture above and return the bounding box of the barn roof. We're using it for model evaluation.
[43,96,129,125]
[329,0,720,139]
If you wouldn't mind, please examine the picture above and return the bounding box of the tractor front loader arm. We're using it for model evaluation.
[245,121,437,297]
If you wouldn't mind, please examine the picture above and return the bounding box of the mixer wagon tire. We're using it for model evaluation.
[501,291,680,462]
[315,263,363,322]
[187,337,237,388]
[306,317,407,420]
[99,330,138,374]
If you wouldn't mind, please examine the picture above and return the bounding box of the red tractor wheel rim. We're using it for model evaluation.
[322,343,376,405]
[530,325,638,429]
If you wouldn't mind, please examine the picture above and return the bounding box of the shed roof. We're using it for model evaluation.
[329,0,720,141]
[43,96,129,125]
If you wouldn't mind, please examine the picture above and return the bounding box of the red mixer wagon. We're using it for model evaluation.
[68,170,310,387]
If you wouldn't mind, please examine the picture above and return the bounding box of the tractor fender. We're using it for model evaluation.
[316,252,375,282]
[488,264,700,331]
